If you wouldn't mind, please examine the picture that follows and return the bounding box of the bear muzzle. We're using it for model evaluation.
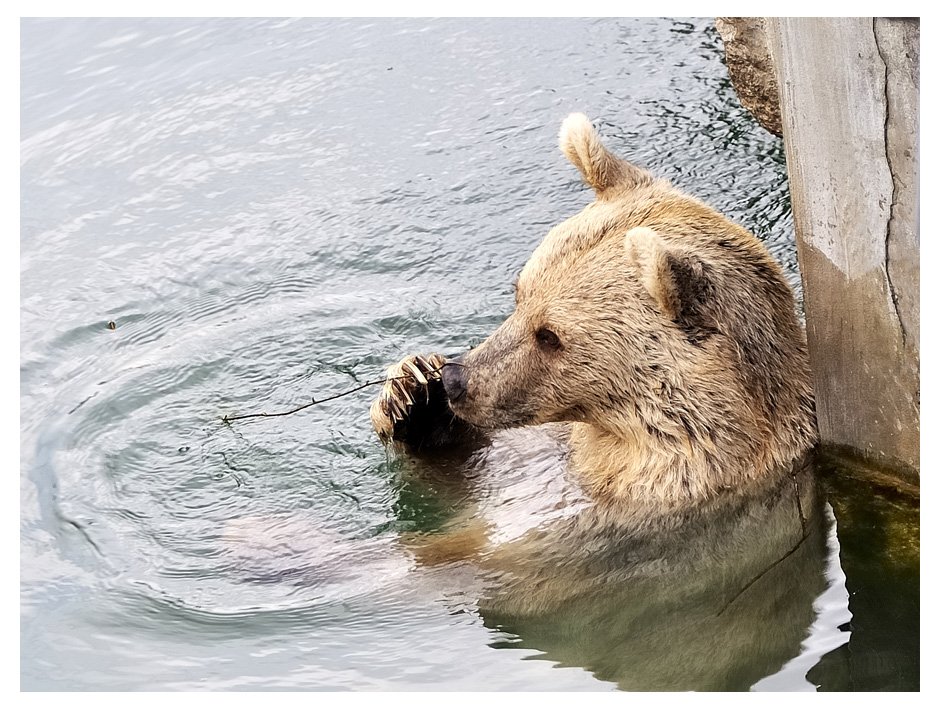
[441,358,468,404]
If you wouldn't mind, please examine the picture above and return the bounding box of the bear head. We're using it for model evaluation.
[442,114,817,503]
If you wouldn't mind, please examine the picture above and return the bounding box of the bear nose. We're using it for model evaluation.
[441,359,467,403]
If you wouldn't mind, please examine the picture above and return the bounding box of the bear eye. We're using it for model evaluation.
[535,327,562,351]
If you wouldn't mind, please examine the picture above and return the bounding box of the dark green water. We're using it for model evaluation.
[20,17,918,691]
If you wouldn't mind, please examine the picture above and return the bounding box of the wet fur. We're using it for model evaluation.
[419,113,818,511]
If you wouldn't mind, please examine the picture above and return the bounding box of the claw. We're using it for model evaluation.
[371,353,450,444]
[392,378,416,406]
[419,353,446,379]
[404,359,429,385]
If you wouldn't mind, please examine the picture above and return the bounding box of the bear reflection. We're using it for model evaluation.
[395,433,828,692]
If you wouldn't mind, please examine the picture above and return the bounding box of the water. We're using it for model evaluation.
[20,17,918,691]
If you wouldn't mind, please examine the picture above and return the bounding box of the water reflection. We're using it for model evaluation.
[393,441,834,691]
[808,463,920,691]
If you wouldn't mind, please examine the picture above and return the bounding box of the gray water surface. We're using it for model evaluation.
[21,18,913,692]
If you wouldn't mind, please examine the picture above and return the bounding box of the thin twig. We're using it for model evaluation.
[717,461,814,616]
[791,466,808,538]
[221,363,451,424]
[716,530,811,617]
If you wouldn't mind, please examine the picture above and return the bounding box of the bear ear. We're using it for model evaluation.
[558,113,653,197]
[625,227,715,338]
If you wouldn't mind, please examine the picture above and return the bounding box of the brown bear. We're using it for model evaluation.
[363,116,830,689]
[225,115,831,690]
[371,112,818,515]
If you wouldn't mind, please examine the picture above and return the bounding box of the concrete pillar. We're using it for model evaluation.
[767,18,919,481]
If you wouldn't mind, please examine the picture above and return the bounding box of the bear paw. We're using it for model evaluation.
[370,353,452,447]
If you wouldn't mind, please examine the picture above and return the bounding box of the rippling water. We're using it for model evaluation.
[21,17,917,691]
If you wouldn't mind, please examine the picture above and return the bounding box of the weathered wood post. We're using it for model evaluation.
[718,18,919,483]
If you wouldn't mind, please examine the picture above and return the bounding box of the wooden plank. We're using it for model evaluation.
[768,17,919,479]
